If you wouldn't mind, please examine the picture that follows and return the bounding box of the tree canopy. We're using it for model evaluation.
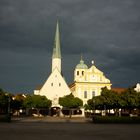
[59,93,83,109]
[23,95,52,109]
[11,94,26,110]
[0,93,8,109]
[0,88,11,114]
[86,86,140,115]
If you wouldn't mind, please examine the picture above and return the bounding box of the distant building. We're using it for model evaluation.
[69,57,112,105]
[34,21,71,107]
[111,88,126,94]
[134,83,140,92]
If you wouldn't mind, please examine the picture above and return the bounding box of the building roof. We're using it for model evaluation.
[111,88,126,93]
[35,86,42,90]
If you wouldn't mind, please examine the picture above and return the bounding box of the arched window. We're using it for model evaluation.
[82,71,84,76]
[84,91,87,98]
[77,71,79,76]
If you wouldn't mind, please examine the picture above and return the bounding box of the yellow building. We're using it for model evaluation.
[70,57,112,105]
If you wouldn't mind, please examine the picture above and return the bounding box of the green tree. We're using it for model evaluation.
[0,89,11,114]
[0,93,8,113]
[86,95,104,117]
[11,94,26,116]
[121,88,138,114]
[59,93,83,117]
[87,87,124,116]
[0,88,5,94]
[87,86,140,117]
[101,87,125,116]
[23,95,52,116]
[136,91,140,110]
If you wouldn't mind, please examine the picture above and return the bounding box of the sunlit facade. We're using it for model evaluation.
[34,21,71,107]
[70,58,112,105]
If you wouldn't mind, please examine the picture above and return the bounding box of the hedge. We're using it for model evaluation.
[92,116,140,124]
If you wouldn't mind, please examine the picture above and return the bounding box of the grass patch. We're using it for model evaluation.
[92,116,140,124]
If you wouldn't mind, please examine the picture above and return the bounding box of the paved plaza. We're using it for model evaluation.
[0,117,140,140]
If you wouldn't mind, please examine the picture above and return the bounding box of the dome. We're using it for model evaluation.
[76,58,88,69]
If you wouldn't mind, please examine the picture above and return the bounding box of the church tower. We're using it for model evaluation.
[52,21,61,73]
[34,21,71,107]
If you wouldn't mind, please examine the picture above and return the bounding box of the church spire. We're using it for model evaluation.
[52,20,61,59]
[52,20,61,73]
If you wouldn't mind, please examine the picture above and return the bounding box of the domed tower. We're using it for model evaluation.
[70,55,112,106]
[74,56,88,82]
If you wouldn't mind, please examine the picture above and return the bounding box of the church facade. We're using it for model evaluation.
[34,21,111,112]
[34,21,71,107]
[69,57,112,105]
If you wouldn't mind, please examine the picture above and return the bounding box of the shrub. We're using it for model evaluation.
[92,116,140,124]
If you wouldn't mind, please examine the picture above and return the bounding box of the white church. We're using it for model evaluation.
[34,21,111,116]
[34,21,71,107]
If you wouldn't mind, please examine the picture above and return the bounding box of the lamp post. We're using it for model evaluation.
[5,93,10,115]
[93,99,95,117]
[92,98,96,122]
[8,96,11,115]
[5,93,11,122]
[104,104,106,116]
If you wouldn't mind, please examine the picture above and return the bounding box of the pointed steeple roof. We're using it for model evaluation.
[52,20,61,58]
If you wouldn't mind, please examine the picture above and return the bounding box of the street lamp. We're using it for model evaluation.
[93,99,95,117]
[5,93,10,115]
[8,95,11,115]
[5,93,11,122]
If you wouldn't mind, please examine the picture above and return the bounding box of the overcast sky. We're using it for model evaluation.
[0,0,140,94]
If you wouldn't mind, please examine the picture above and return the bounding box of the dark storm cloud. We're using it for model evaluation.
[0,0,140,93]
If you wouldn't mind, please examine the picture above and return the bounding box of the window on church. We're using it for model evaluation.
[59,83,61,87]
[92,91,95,98]
[82,71,84,76]
[51,83,53,86]
[77,71,79,76]
[84,91,87,98]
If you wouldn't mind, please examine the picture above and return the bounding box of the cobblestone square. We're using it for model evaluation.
[0,117,140,140]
